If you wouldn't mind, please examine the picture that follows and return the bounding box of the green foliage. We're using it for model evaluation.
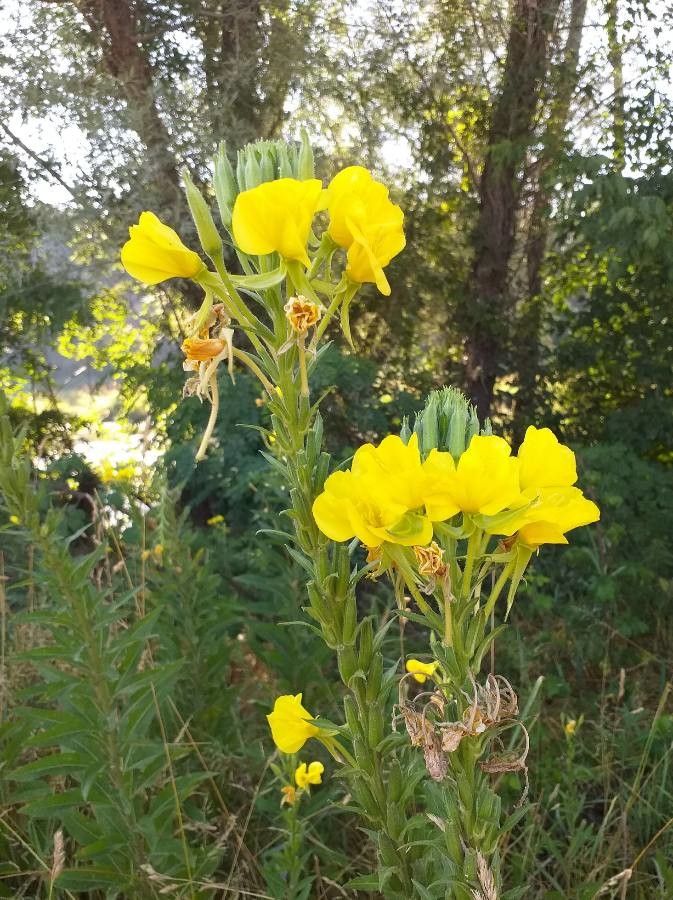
[0,411,222,897]
[545,165,673,459]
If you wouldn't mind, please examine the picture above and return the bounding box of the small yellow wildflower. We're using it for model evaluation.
[405,659,439,685]
[565,719,577,736]
[9,515,20,525]
[121,211,203,284]
[295,761,324,789]
[207,514,225,526]
[232,178,325,267]
[267,694,320,754]
[280,785,297,806]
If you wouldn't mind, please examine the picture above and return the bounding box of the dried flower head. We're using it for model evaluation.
[423,733,448,782]
[414,541,448,579]
[280,785,297,806]
[399,704,434,748]
[284,295,321,334]
[182,337,228,362]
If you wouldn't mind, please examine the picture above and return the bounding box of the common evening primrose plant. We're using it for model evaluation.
[121,134,600,899]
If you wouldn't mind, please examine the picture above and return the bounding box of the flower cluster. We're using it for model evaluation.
[121,166,405,297]
[313,426,599,552]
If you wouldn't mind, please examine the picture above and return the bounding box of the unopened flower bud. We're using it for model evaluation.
[297,128,315,180]
[182,169,223,259]
[213,143,237,228]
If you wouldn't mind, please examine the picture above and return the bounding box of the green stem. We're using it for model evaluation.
[444,589,453,648]
[232,347,275,395]
[483,558,516,619]
[461,528,480,600]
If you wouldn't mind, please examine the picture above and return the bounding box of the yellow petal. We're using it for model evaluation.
[312,473,357,542]
[405,659,439,684]
[512,487,600,547]
[121,211,203,284]
[421,449,460,521]
[352,434,425,509]
[266,693,320,754]
[439,435,520,516]
[232,178,323,266]
[306,761,324,784]
[518,426,577,490]
[326,166,405,294]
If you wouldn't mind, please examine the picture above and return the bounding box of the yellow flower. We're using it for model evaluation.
[207,514,225,526]
[8,515,20,525]
[351,434,426,509]
[121,212,203,284]
[501,486,600,547]
[266,694,320,754]
[232,178,325,267]
[312,435,434,548]
[295,761,324,789]
[280,785,297,806]
[564,719,577,736]
[419,449,461,521]
[485,426,599,546]
[427,435,521,517]
[517,426,577,490]
[327,166,405,295]
[405,659,439,684]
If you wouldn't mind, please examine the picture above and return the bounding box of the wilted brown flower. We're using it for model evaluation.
[414,541,448,579]
[182,337,228,362]
[284,295,321,334]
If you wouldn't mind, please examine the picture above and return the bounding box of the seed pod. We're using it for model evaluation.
[387,760,403,803]
[463,847,478,881]
[365,652,383,702]
[343,695,364,741]
[353,737,375,776]
[386,801,404,841]
[342,593,357,643]
[358,618,374,670]
[367,703,384,747]
[337,645,357,684]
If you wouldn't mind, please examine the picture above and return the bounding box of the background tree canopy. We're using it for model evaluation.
[1,0,672,897]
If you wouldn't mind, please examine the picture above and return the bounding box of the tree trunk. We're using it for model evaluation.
[605,0,625,168]
[73,0,182,216]
[514,0,588,436]
[463,0,562,419]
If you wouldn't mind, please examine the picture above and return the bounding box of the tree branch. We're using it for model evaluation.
[0,120,78,199]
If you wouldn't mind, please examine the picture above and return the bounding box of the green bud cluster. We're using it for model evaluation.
[400,386,492,458]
